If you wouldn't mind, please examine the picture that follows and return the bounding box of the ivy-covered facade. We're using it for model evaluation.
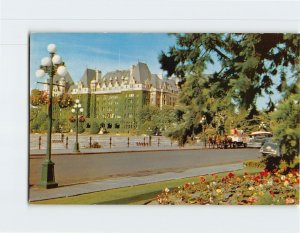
[64,62,179,132]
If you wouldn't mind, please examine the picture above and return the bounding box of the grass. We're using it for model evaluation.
[31,166,261,205]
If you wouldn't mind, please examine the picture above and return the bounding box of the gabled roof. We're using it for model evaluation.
[131,62,152,84]
[53,71,74,91]
[79,69,97,87]
[102,70,129,83]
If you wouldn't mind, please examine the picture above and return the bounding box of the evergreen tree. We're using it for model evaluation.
[159,33,299,143]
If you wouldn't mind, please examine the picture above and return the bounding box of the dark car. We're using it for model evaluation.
[259,141,280,157]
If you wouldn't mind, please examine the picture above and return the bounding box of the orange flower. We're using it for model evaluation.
[285,198,295,204]
[247,196,258,203]
[183,183,190,189]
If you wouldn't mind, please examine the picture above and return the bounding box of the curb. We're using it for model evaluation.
[29,147,207,157]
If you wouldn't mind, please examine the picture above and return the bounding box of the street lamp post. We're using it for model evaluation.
[71,99,84,152]
[259,121,267,130]
[35,44,68,189]
[200,115,207,148]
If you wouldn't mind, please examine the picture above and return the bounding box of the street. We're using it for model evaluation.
[29,148,260,187]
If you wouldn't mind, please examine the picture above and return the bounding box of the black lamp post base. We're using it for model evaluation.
[39,160,58,189]
[74,142,80,152]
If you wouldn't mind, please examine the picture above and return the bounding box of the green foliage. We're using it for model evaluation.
[90,120,100,134]
[244,160,265,169]
[30,108,48,132]
[137,106,177,134]
[159,33,299,145]
[269,90,300,168]
[71,122,85,134]
[53,119,61,133]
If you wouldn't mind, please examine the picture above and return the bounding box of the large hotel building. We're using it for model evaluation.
[48,62,180,132]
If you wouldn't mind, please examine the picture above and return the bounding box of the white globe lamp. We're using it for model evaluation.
[52,54,62,65]
[35,69,45,78]
[47,44,57,53]
[41,57,52,66]
[57,66,67,76]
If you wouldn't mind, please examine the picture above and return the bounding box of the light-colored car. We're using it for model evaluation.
[259,141,280,157]
[248,131,273,148]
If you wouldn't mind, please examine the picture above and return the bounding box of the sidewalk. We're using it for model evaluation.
[29,163,243,202]
[30,144,205,156]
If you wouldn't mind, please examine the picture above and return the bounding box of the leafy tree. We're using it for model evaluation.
[137,106,177,134]
[159,33,299,143]
[269,86,300,170]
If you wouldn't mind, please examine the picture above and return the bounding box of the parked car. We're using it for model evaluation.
[248,131,273,148]
[260,141,280,157]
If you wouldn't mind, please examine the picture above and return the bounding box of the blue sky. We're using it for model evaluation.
[30,33,279,110]
[30,33,177,85]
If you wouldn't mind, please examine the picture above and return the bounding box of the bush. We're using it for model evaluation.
[244,160,265,169]
[71,122,85,133]
[90,121,100,134]
[91,142,101,148]
[53,120,61,133]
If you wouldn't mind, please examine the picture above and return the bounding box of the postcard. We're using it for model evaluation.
[29,33,299,205]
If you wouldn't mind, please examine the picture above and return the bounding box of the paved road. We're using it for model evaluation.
[29,148,260,187]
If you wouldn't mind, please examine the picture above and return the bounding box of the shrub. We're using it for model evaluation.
[53,120,61,133]
[244,160,265,169]
[91,142,101,148]
[71,122,85,133]
[90,121,100,134]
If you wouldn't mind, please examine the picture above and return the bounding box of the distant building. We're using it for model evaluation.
[45,62,180,132]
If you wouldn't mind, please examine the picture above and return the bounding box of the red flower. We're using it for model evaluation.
[273,178,280,183]
[227,172,235,179]
[253,175,261,182]
[199,176,206,183]
[222,177,227,182]
[79,115,85,122]
[272,168,278,173]
[291,170,299,176]
[183,183,190,189]
[260,170,269,177]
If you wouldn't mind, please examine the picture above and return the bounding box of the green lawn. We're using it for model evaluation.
[31,166,261,205]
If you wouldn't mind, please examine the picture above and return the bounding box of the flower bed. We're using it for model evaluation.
[153,170,299,205]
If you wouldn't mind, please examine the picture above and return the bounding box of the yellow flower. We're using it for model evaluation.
[288,173,293,178]
[284,181,289,187]
[248,186,255,191]
[216,189,222,194]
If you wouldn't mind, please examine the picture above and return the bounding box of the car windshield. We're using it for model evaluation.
[262,142,277,149]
